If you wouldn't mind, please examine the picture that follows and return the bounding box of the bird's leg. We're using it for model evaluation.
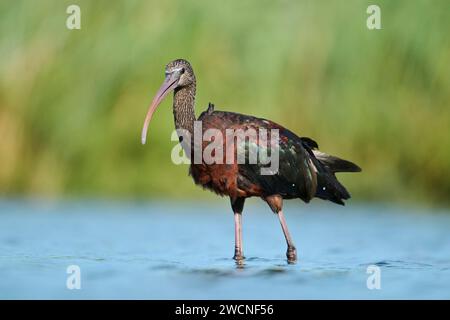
[265,195,297,263]
[234,212,243,260]
[230,197,246,261]
[277,210,297,263]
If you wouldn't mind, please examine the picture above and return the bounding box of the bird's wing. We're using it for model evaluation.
[198,110,318,201]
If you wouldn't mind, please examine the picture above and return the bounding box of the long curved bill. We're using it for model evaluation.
[141,73,180,144]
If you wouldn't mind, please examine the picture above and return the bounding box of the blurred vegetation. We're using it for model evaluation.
[0,0,449,207]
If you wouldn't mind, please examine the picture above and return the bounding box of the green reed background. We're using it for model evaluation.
[0,0,449,206]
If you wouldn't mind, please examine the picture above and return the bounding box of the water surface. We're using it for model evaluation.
[0,200,449,299]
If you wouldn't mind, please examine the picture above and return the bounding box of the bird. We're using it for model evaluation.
[141,59,361,264]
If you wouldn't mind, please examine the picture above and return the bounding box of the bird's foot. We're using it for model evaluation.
[286,246,297,264]
[233,251,245,261]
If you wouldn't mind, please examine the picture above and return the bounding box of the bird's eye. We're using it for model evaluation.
[180,68,185,74]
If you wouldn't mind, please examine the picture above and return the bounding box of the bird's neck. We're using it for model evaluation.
[173,83,197,136]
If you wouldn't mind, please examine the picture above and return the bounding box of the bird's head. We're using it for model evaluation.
[141,59,195,144]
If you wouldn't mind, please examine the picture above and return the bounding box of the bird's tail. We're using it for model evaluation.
[311,151,361,205]
[314,172,350,205]
[312,150,361,173]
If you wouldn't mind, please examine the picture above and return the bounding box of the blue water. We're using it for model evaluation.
[0,199,449,299]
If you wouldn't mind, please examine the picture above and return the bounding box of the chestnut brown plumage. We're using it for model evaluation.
[141,59,361,263]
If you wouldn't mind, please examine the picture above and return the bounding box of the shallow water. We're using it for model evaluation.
[0,199,449,299]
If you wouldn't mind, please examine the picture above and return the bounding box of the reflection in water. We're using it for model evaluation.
[0,200,449,299]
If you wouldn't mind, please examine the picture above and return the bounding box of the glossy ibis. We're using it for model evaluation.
[141,59,361,263]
